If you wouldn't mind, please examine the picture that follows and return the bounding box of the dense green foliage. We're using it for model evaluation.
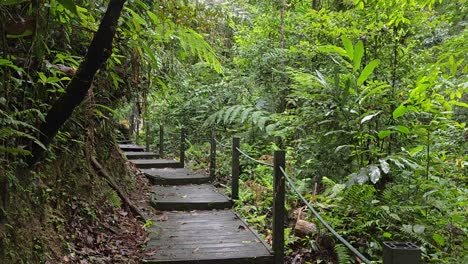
[1,0,466,263]
[142,0,467,263]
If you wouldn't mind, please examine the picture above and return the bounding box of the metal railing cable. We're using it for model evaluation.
[214,138,231,149]
[236,147,273,167]
[279,167,372,264]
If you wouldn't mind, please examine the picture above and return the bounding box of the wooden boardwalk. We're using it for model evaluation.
[120,143,274,264]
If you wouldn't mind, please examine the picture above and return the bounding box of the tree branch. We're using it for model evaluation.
[30,0,127,165]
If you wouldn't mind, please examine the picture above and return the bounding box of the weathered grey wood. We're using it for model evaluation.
[125,152,160,159]
[131,159,182,169]
[232,137,240,200]
[273,151,285,264]
[142,168,209,185]
[119,144,145,152]
[151,184,231,210]
[143,210,274,264]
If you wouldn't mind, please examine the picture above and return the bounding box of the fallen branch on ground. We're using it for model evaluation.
[91,156,147,222]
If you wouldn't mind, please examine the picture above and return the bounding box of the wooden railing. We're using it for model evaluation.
[148,125,422,264]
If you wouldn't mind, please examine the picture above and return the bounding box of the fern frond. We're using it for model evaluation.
[334,244,352,264]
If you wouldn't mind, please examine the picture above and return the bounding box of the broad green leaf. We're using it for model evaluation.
[395,125,410,134]
[57,0,78,15]
[432,233,445,246]
[353,41,364,72]
[409,145,424,157]
[357,59,380,85]
[393,104,407,119]
[317,45,348,58]
[378,130,393,139]
[46,77,61,83]
[38,72,47,83]
[341,36,353,60]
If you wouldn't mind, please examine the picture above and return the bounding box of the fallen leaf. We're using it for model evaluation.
[158,215,168,221]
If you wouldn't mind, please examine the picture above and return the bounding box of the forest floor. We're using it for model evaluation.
[59,166,157,264]
[59,159,322,264]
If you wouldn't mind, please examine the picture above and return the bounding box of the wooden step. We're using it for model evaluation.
[125,151,160,159]
[142,168,210,185]
[118,144,145,152]
[151,184,231,211]
[143,210,274,264]
[118,139,132,144]
[131,159,182,169]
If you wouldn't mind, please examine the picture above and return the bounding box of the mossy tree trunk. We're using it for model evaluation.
[30,0,127,165]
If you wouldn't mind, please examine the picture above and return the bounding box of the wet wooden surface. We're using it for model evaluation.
[142,168,210,185]
[118,144,145,152]
[125,151,160,159]
[132,159,182,169]
[119,143,274,263]
[144,210,273,264]
[151,184,231,210]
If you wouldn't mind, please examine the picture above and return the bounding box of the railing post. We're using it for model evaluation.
[210,128,216,181]
[383,242,421,264]
[231,137,240,200]
[273,150,286,264]
[180,127,186,168]
[136,119,140,145]
[145,121,150,152]
[159,125,164,157]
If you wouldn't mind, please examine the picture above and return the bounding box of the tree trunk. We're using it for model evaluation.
[30,0,127,165]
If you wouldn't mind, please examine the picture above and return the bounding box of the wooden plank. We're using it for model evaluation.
[131,159,182,169]
[119,144,145,152]
[143,210,273,264]
[151,185,231,211]
[142,168,209,185]
[125,151,160,159]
